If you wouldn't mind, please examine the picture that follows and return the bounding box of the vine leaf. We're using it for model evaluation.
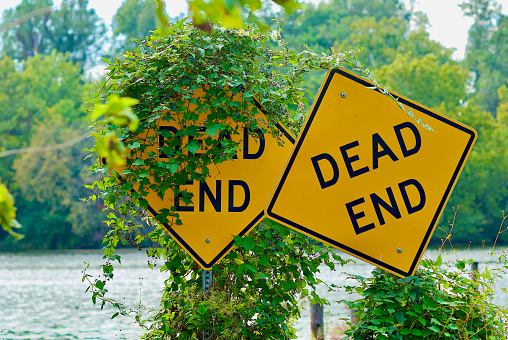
[0,181,23,239]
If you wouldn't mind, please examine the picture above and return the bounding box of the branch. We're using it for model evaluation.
[0,0,79,33]
[0,131,92,159]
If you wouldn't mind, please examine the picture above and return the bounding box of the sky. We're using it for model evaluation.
[0,0,507,60]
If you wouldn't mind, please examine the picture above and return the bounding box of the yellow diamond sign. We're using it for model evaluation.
[265,69,476,277]
[111,89,294,270]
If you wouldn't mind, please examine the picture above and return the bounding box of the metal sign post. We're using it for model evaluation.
[202,269,213,340]
[202,269,213,292]
[311,303,324,340]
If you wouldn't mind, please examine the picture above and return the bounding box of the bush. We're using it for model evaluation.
[342,248,508,339]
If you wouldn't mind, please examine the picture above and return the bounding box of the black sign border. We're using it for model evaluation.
[265,68,477,277]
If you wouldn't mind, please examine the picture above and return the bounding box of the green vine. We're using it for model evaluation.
[84,20,366,339]
[86,19,372,240]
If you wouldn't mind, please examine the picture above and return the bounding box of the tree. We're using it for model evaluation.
[0,0,52,60]
[274,0,409,55]
[111,0,158,53]
[0,51,102,247]
[3,117,107,249]
[461,0,508,116]
[374,53,469,111]
[497,81,508,125]
[436,103,508,244]
[0,51,86,152]
[1,0,107,68]
[258,0,452,102]
[335,16,408,68]
[461,0,501,61]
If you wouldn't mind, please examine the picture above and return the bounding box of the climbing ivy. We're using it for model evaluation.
[84,20,365,339]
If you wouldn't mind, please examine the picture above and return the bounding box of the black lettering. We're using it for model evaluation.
[175,180,194,212]
[243,128,265,159]
[370,187,401,226]
[228,180,250,212]
[398,179,426,214]
[199,180,221,212]
[345,198,376,235]
[372,133,399,169]
[311,153,339,189]
[340,140,370,178]
[159,126,180,159]
[394,122,422,158]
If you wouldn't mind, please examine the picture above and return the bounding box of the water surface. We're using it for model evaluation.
[1,247,507,339]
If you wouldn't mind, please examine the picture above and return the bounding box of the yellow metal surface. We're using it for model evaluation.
[115,89,294,269]
[265,68,477,277]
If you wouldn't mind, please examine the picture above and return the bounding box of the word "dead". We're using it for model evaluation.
[310,122,421,188]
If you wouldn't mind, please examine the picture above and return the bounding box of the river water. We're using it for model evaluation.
[1,247,507,340]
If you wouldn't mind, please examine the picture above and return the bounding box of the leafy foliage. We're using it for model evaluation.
[88,19,367,224]
[0,180,22,239]
[498,81,508,125]
[342,251,508,339]
[375,53,469,111]
[188,0,300,30]
[260,0,450,103]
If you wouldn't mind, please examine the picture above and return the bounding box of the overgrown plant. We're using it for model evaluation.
[341,211,508,340]
[84,20,368,339]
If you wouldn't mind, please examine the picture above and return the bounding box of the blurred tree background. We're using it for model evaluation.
[0,0,506,250]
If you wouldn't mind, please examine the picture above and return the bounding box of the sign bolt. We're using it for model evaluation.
[397,248,402,253]
[206,238,211,243]
[340,92,346,98]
